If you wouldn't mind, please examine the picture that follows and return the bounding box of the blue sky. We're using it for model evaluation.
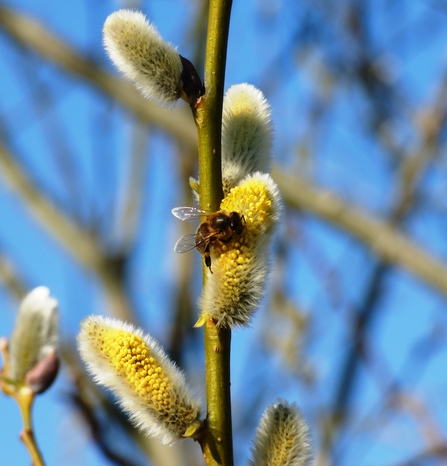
[1,0,447,465]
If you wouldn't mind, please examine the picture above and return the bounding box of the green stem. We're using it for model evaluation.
[194,0,234,465]
[199,320,233,466]
[195,0,232,211]
[18,391,45,466]
[1,341,44,465]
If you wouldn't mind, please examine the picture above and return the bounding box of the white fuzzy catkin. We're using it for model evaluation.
[8,287,59,385]
[77,315,201,445]
[248,399,312,466]
[222,84,273,194]
[199,172,282,328]
[103,10,183,106]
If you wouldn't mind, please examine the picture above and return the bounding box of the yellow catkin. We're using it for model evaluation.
[199,173,280,327]
[93,327,171,410]
[217,180,272,279]
[81,317,200,441]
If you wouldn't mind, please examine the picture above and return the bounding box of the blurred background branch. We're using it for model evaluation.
[1,1,447,466]
[2,7,445,294]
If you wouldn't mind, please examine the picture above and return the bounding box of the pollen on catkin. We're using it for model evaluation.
[248,399,312,466]
[103,10,183,106]
[221,84,273,195]
[198,172,281,328]
[77,315,201,444]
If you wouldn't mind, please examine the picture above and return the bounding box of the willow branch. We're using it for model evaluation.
[17,392,44,466]
[0,252,27,299]
[273,168,447,296]
[194,0,234,465]
[0,140,132,321]
[392,71,447,221]
[2,6,446,304]
[322,65,447,460]
[392,444,447,466]
[1,374,44,466]
[0,6,197,150]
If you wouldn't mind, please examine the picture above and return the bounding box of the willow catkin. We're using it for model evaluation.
[77,315,201,444]
[198,172,282,328]
[103,10,183,106]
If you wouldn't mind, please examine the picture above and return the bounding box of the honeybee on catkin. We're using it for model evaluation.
[172,207,244,273]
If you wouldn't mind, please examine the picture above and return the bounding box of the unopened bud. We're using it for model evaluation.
[25,350,59,395]
[222,84,272,194]
[179,55,205,106]
[103,10,203,107]
[248,399,312,466]
[7,287,59,393]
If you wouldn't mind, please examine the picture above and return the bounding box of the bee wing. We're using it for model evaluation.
[173,234,198,253]
[171,206,205,222]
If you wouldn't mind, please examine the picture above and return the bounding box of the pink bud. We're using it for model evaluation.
[25,350,59,394]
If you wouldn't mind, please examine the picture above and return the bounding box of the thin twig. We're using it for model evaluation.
[274,169,447,296]
[2,6,447,299]
[0,139,133,321]
[318,60,447,462]
[0,6,197,150]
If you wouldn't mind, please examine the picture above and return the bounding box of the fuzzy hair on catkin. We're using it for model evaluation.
[248,399,312,466]
[8,287,58,384]
[77,315,201,445]
[103,10,183,106]
[222,84,273,194]
[199,172,282,328]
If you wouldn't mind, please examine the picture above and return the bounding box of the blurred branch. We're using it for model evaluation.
[62,344,193,466]
[2,6,446,299]
[319,20,447,461]
[0,252,27,300]
[0,142,103,270]
[68,390,143,466]
[392,68,447,221]
[117,123,149,252]
[273,168,447,296]
[391,443,447,466]
[0,139,133,321]
[168,146,197,365]
[390,391,445,447]
[0,6,197,150]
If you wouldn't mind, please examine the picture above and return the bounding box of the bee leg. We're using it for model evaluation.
[204,253,213,274]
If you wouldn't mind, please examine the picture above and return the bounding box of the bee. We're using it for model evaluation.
[172,207,244,273]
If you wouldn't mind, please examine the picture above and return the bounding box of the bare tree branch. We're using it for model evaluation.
[390,443,447,466]
[0,252,27,300]
[0,139,133,321]
[0,6,197,150]
[312,14,447,461]
[2,6,447,301]
[273,168,447,296]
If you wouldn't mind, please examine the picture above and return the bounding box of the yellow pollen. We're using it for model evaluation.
[90,325,171,408]
[200,178,277,309]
